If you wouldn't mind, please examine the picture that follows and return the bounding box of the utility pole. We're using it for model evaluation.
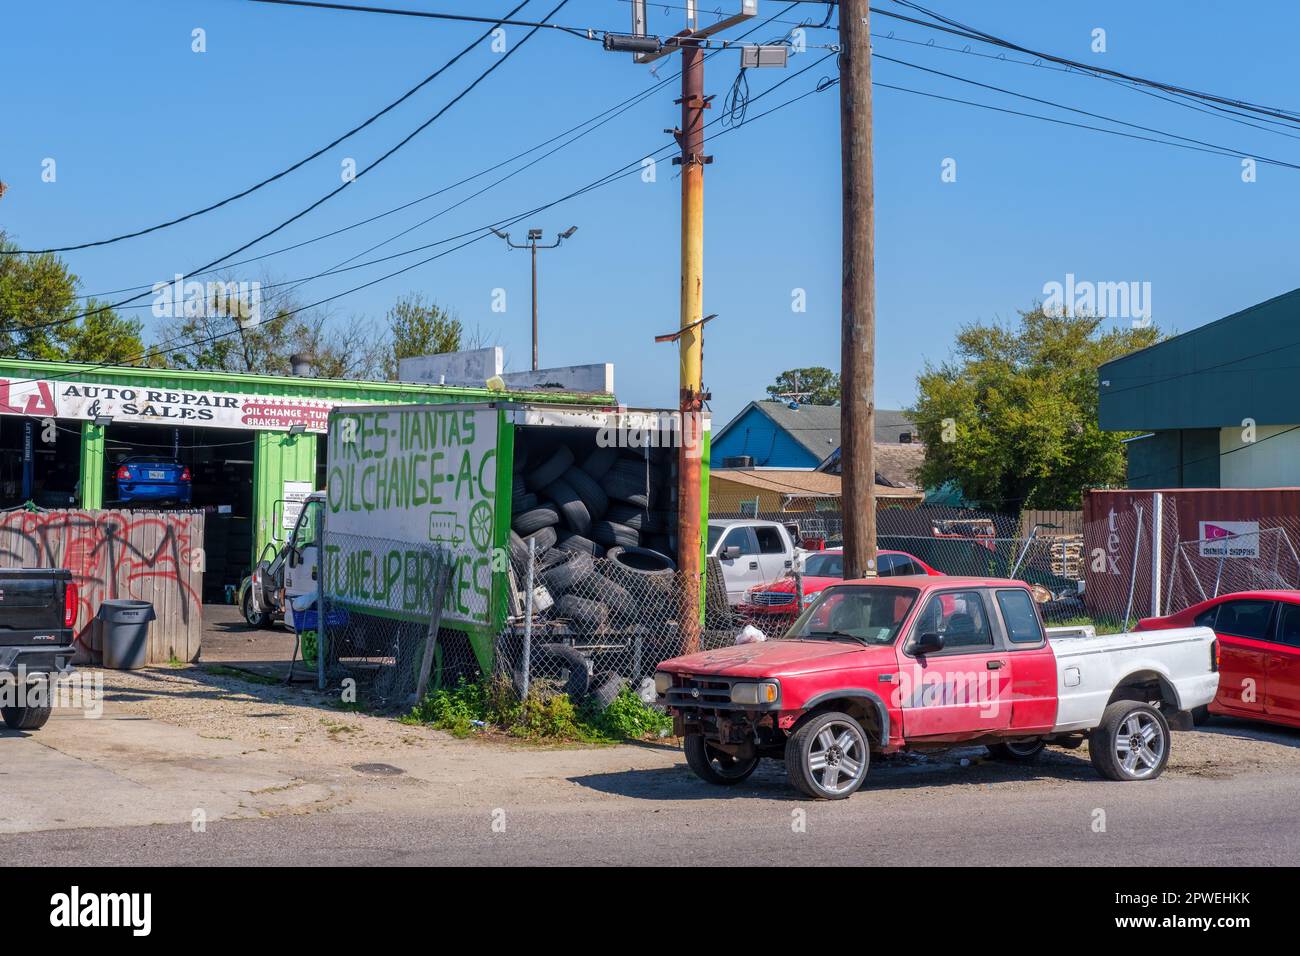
[838,0,877,580]
[490,225,579,370]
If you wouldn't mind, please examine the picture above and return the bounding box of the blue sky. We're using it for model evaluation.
[5,1,1300,428]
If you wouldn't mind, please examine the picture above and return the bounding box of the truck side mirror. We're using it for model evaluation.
[914,631,944,655]
[723,545,741,560]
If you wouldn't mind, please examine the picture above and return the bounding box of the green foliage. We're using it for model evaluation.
[0,232,145,363]
[911,305,1162,510]
[385,292,462,378]
[766,366,840,405]
[404,677,672,743]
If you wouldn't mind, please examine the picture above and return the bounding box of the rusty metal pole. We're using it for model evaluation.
[530,238,539,370]
[839,0,877,580]
[677,40,707,654]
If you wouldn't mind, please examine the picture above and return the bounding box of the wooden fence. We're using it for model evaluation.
[0,509,205,664]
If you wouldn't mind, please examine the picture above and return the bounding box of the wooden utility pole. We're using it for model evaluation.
[839,0,878,579]
[676,39,707,655]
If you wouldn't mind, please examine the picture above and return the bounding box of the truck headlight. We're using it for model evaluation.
[654,671,674,695]
[801,592,817,605]
[730,681,779,705]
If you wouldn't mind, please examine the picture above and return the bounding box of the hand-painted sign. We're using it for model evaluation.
[0,377,361,433]
[323,405,499,627]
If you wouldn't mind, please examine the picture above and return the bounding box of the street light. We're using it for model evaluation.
[490,226,579,371]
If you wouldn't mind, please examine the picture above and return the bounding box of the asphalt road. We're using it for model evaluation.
[6,739,1300,866]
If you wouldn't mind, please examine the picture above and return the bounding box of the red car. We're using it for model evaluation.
[739,548,941,618]
[1137,590,1300,729]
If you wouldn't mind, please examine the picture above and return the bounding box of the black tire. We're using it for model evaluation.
[2,704,52,731]
[580,446,618,479]
[540,551,596,594]
[591,520,640,549]
[512,504,560,535]
[511,492,538,514]
[988,739,1047,762]
[523,525,557,556]
[578,574,635,623]
[526,445,575,491]
[589,670,628,709]
[242,589,270,629]
[1191,705,1211,727]
[557,593,609,633]
[509,530,529,567]
[1088,700,1171,782]
[542,476,592,535]
[531,643,590,700]
[606,545,677,574]
[555,532,605,558]
[605,502,660,532]
[563,467,609,520]
[684,734,759,785]
[601,458,649,503]
[785,710,871,799]
[512,474,527,499]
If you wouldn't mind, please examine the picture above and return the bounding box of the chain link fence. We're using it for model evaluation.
[317,532,452,707]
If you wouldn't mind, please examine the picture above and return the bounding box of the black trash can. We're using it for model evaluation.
[97,600,157,670]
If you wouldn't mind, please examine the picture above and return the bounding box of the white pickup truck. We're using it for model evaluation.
[656,575,1220,799]
[707,519,798,605]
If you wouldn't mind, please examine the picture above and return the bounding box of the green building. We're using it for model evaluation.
[0,357,611,600]
[1098,289,1300,489]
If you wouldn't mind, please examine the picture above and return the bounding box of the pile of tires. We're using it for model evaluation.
[511,440,678,635]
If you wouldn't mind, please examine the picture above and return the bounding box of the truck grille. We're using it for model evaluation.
[665,675,737,710]
[749,591,795,607]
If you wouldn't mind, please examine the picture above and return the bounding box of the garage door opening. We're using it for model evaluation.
[100,421,255,601]
[0,417,81,509]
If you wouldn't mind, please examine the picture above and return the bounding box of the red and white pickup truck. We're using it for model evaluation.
[656,575,1219,799]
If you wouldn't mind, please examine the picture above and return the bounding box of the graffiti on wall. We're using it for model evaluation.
[0,509,205,658]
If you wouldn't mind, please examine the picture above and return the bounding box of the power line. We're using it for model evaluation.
[0,64,837,391]
[5,0,573,338]
[249,0,598,37]
[1,1,536,256]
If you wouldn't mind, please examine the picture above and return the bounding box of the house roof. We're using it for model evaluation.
[814,442,925,489]
[713,401,917,461]
[710,468,923,500]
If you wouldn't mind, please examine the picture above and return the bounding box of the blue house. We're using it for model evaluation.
[710,401,917,469]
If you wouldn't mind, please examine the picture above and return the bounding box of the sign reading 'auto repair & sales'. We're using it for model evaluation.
[0,377,358,433]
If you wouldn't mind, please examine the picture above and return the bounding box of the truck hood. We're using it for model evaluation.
[661,639,891,678]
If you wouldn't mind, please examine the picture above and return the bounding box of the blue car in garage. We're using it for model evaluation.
[114,456,192,505]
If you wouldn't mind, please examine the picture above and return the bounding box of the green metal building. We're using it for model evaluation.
[0,357,612,599]
[1098,288,1300,488]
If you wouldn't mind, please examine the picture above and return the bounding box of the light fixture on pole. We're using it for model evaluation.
[490,226,579,370]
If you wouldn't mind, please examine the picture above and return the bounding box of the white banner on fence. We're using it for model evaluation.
[1199,520,1260,558]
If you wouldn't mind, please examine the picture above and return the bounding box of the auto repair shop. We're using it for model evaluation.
[0,357,611,601]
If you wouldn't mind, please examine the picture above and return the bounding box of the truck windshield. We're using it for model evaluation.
[787,585,919,645]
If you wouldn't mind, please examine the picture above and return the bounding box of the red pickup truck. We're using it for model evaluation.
[656,575,1219,799]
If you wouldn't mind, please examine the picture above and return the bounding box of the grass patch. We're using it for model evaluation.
[1047,615,1126,635]
[402,676,672,744]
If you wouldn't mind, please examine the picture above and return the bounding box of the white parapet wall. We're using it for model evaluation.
[398,348,614,395]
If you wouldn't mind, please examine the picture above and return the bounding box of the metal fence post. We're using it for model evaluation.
[316,509,326,692]
[521,536,537,700]
[413,554,452,706]
[1123,504,1144,630]
[1150,492,1163,617]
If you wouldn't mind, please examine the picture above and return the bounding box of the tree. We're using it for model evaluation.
[911,305,1162,511]
[0,232,144,363]
[766,367,840,405]
[384,293,462,379]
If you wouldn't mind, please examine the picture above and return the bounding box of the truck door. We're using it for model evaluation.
[284,497,323,630]
[1266,602,1300,723]
[754,524,794,584]
[897,588,1013,739]
[991,587,1058,732]
[717,526,763,604]
[1205,598,1273,716]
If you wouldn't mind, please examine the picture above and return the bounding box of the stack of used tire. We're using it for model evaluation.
[509,439,678,638]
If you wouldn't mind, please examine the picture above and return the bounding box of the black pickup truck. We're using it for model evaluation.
[0,568,77,731]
